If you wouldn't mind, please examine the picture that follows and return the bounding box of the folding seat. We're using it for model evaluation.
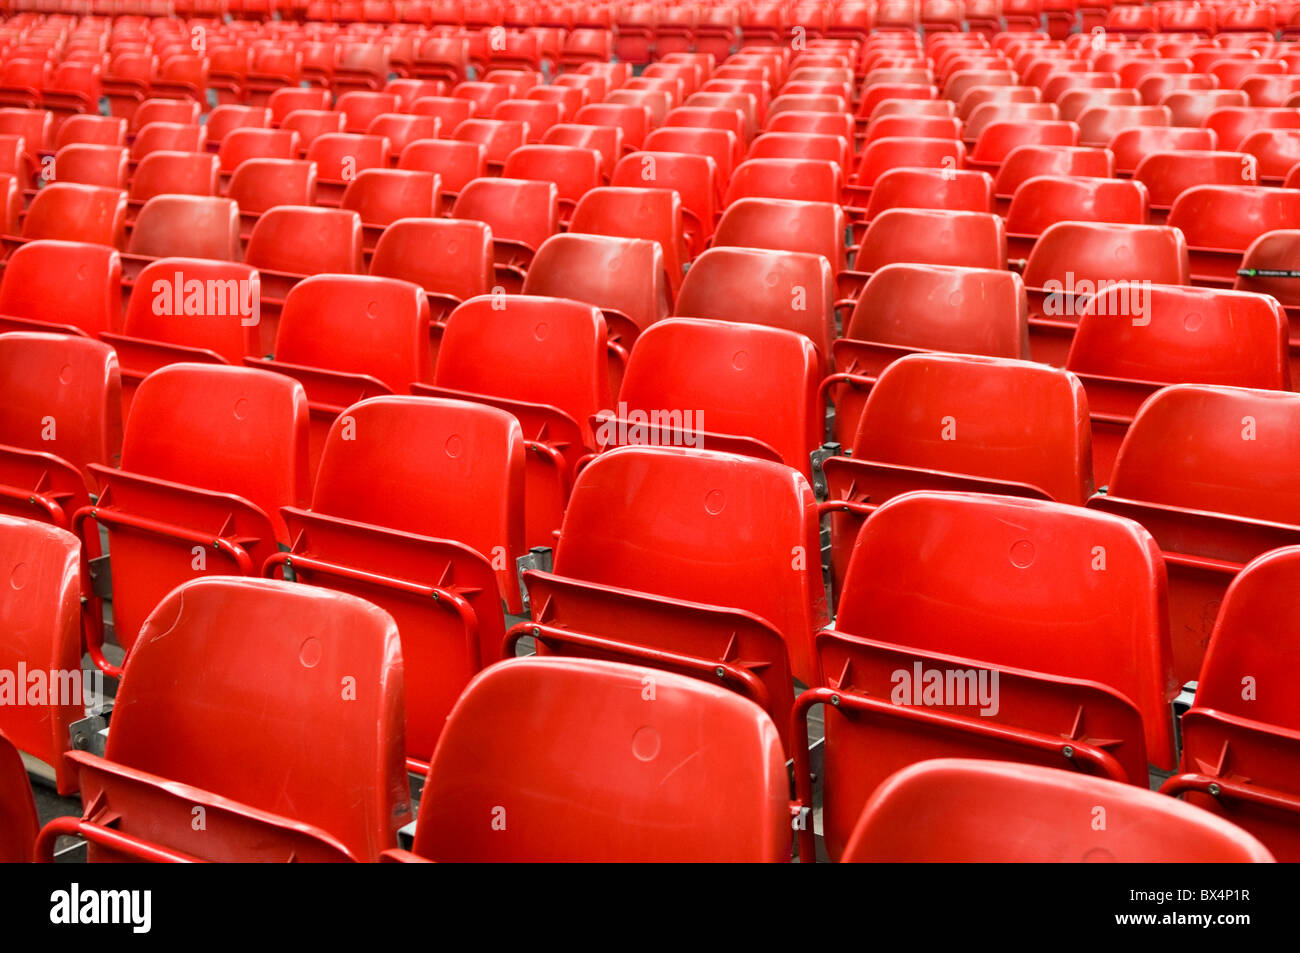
[1240,130,1300,183]
[216,128,301,176]
[1005,175,1149,261]
[765,109,856,148]
[1153,88,1239,130]
[334,90,399,134]
[859,168,996,228]
[963,102,1059,142]
[128,121,205,161]
[1058,88,1142,126]
[500,144,600,220]
[410,294,610,547]
[75,364,309,675]
[389,657,788,862]
[151,54,208,107]
[661,105,750,155]
[125,196,240,273]
[52,143,128,189]
[860,114,962,147]
[340,168,441,252]
[568,187,687,299]
[852,208,1006,284]
[226,158,317,239]
[553,72,610,104]
[451,80,512,117]
[1136,72,1215,107]
[712,197,849,284]
[797,488,1176,862]
[305,132,390,205]
[0,331,120,536]
[1038,71,1119,104]
[825,265,1029,445]
[204,105,271,149]
[35,576,406,862]
[0,59,50,112]
[1241,75,1300,109]
[19,183,127,249]
[100,258,259,417]
[129,98,200,133]
[748,133,850,177]
[847,136,967,205]
[128,150,220,203]
[1135,150,1258,221]
[610,151,717,257]
[1067,285,1289,488]
[991,144,1113,211]
[450,177,558,290]
[955,85,1040,123]
[1108,125,1219,177]
[643,125,740,191]
[1076,104,1170,147]
[369,217,493,332]
[847,759,1273,863]
[1168,185,1300,286]
[0,729,38,862]
[451,117,529,174]
[723,157,843,207]
[266,394,522,771]
[942,69,1018,105]
[56,114,126,149]
[969,119,1080,168]
[280,108,347,156]
[1206,106,1300,152]
[244,206,364,351]
[1162,546,1300,860]
[266,86,331,126]
[573,102,651,153]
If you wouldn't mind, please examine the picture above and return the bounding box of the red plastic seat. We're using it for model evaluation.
[0,331,120,530]
[226,158,317,224]
[568,186,687,298]
[1058,88,1142,124]
[1168,185,1300,286]
[826,264,1029,445]
[53,143,129,189]
[450,177,558,288]
[501,143,601,217]
[100,258,259,413]
[854,208,1007,275]
[964,101,1058,140]
[56,115,127,149]
[0,729,38,862]
[1136,150,1259,214]
[217,127,300,173]
[205,104,271,145]
[991,144,1113,205]
[643,125,740,190]
[37,577,406,862]
[77,364,310,674]
[411,294,610,546]
[1241,74,1300,108]
[1089,384,1300,683]
[394,657,788,862]
[1108,126,1219,177]
[1067,285,1289,487]
[1163,545,1300,860]
[1206,106,1300,152]
[340,168,441,249]
[126,195,240,264]
[370,217,494,325]
[1006,175,1149,256]
[250,274,430,476]
[129,121,205,161]
[848,759,1272,862]
[575,101,651,151]
[0,240,122,338]
[610,151,717,256]
[365,114,439,162]
[1076,103,1171,147]
[280,108,347,155]
[970,119,1080,166]
[305,132,390,205]
[1236,230,1300,337]
[397,138,486,205]
[266,86,331,126]
[336,91,400,134]
[129,150,220,201]
[130,98,199,133]
[723,157,843,206]
[20,182,127,248]
[713,198,848,275]
[1162,89,1249,129]
[851,135,967,193]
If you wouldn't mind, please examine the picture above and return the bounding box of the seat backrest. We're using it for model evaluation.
[127,195,240,260]
[312,394,524,589]
[568,186,686,292]
[340,168,441,227]
[844,758,1272,862]
[370,217,493,302]
[724,157,843,205]
[128,149,220,201]
[0,239,122,334]
[129,121,206,161]
[1134,150,1257,208]
[500,143,601,205]
[554,445,827,654]
[1236,229,1300,304]
[130,98,199,132]
[122,259,260,363]
[435,295,610,432]
[1067,285,1290,390]
[865,167,995,216]
[217,127,300,173]
[121,363,309,520]
[1108,384,1300,525]
[855,135,967,188]
[675,246,833,361]
[712,197,847,273]
[847,263,1029,358]
[245,206,364,276]
[837,491,1175,763]
[397,138,486,194]
[412,657,788,862]
[857,208,1006,273]
[55,114,126,149]
[992,144,1114,197]
[20,182,126,248]
[1022,221,1189,288]
[280,108,347,150]
[105,576,408,862]
[450,176,559,251]
[854,353,1095,504]
[226,158,317,215]
[0,517,84,796]
[522,232,668,339]
[1109,125,1218,174]
[275,274,430,391]
[305,132,390,180]
[1168,185,1300,252]
[1006,175,1149,236]
[52,143,128,189]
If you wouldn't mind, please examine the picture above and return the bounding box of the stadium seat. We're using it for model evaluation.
[1135,150,1258,220]
[340,168,441,251]
[825,264,1029,445]
[1163,546,1300,861]
[501,144,601,219]
[56,115,126,150]
[611,151,718,256]
[1076,104,1171,147]
[52,143,129,189]
[798,491,1176,861]
[853,208,1007,278]
[128,150,220,202]
[280,108,347,153]
[1006,175,1150,260]
[391,657,789,862]
[129,122,205,161]
[336,91,401,134]
[125,195,240,271]
[366,114,439,162]
[1205,106,1300,152]
[991,144,1113,210]
[370,217,494,329]
[398,139,486,211]
[713,197,848,275]
[217,127,301,173]
[267,395,524,770]
[450,177,559,289]
[568,186,687,298]
[847,759,1273,862]
[452,118,529,173]
[20,183,127,249]
[1168,185,1300,286]
[0,240,122,337]
[724,157,843,206]
[76,363,309,675]
[306,132,391,206]
[36,577,407,862]
[130,98,200,133]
